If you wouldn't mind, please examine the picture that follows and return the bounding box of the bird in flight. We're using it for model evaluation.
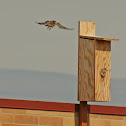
[35,20,74,30]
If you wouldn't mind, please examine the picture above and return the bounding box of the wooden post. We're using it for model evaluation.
[78,21,95,126]
[79,101,88,126]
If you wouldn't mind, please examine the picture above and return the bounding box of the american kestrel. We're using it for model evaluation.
[35,20,74,30]
[100,68,108,78]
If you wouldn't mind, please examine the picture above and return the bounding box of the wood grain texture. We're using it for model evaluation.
[78,21,96,126]
[78,38,95,101]
[79,21,95,36]
[95,40,111,101]
[79,101,89,126]
[78,21,95,101]
[80,35,120,41]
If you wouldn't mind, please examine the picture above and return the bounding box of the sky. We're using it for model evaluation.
[0,0,126,106]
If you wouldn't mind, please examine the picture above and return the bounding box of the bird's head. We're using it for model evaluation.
[101,68,108,72]
[52,20,57,24]
[104,68,108,71]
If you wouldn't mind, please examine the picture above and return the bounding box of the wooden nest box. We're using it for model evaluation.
[78,21,119,101]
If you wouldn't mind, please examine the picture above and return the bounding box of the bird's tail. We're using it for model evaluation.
[67,28,74,30]
[35,22,45,25]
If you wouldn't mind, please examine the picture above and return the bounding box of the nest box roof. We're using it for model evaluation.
[79,35,120,41]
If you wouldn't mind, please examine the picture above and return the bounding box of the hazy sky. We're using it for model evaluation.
[0,0,125,78]
[0,0,126,105]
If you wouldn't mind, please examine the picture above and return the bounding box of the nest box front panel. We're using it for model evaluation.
[78,38,95,101]
[95,40,111,101]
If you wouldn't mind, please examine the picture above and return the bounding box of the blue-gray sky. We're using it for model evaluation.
[0,0,125,106]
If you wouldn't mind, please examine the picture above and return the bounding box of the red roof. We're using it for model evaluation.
[0,98,126,115]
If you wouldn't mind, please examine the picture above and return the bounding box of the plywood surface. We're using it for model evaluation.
[78,21,95,101]
[79,21,95,36]
[78,38,95,101]
[95,40,111,101]
[80,35,119,41]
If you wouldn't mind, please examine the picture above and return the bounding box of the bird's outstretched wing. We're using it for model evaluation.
[35,22,45,25]
[56,23,74,30]
[35,20,50,25]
